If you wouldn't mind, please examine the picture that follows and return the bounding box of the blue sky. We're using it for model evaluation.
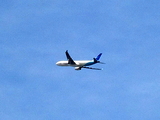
[1,0,160,120]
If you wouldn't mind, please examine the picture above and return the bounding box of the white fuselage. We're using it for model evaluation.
[56,60,94,67]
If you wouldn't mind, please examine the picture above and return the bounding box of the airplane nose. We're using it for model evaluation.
[56,62,59,65]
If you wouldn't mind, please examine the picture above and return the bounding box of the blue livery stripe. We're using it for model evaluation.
[84,61,95,66]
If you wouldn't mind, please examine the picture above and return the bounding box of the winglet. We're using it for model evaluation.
[96,53,102,60]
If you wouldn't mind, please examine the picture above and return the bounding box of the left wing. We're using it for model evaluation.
[65,50,76,65]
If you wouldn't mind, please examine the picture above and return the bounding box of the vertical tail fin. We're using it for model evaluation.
[96,53,102,60]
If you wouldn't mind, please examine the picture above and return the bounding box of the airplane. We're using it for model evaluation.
[56,50,104,70]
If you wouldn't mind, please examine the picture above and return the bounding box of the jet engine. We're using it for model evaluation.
[75,67,81,70]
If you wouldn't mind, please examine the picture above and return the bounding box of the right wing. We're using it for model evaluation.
[82,66,102,70]
[65,50,76,65]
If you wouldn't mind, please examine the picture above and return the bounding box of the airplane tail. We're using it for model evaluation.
[96,53,102,60]
[94,53,105,64]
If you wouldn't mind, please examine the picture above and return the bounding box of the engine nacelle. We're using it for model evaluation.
[75,67,81,70]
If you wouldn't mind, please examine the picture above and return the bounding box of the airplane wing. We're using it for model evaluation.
[82,66,102,70]
[65,50,76,65]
